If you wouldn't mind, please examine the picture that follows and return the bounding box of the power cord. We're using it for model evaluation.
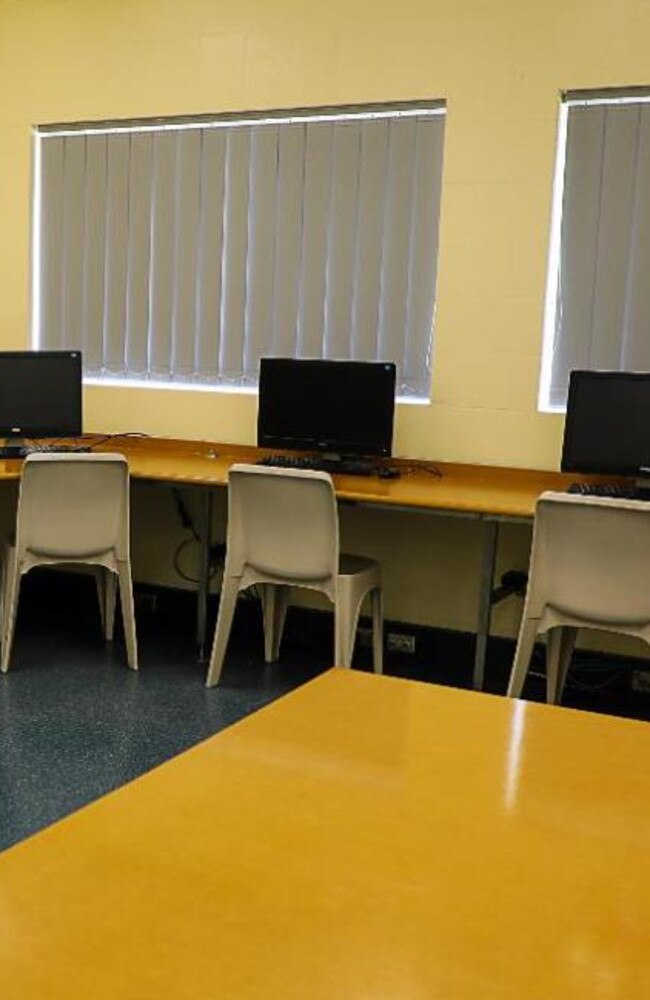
[173,488,200,542]
[81,431,152,449]
[22,431,151,450]
[528,648,627,692]
[172,487,226,584]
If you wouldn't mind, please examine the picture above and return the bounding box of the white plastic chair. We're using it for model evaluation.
[507,491,650,704]
[206,464,383,686]
[0,453,137,673]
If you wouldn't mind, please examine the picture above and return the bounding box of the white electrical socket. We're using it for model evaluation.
[631,670,650,693]
[387,632,416,654]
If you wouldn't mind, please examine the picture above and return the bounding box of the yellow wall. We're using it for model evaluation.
[1,0,649,648]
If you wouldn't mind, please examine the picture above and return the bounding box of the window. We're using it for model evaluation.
[540,89,650,410]
[33,103,446,400]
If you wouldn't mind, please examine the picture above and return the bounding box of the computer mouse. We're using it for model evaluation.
[378,467,400,479]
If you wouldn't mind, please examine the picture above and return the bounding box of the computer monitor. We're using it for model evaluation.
[561,369,650,476]
[0,351,82,449]
[257,358,396,458]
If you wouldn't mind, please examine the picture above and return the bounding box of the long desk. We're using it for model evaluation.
[1,668,649,998]
[0,436,576,686]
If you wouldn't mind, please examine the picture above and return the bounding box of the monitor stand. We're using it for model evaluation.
[0,436,26,459]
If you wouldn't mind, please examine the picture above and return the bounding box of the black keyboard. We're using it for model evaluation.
[567,482,650,501]
[0,444,92,459]
[257,454,377,476]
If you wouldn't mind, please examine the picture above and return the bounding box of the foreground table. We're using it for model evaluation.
[1,668,648,998]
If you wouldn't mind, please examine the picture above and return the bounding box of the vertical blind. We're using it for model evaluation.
[545,93,650,408]
[34,105,445,398]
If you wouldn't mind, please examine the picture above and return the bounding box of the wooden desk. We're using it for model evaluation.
[82,434,572,518]
[0,437,576,683]
[1,668,648,998]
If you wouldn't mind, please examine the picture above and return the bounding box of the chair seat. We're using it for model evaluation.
[548,601,650,628]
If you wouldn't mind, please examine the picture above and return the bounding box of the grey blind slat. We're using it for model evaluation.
[36,107,445,397]
[244,126,278,376]
[125,132,153,377]
[148,133,177,379]
[82,135,108,373]
[323,121,360,359]
[172,130,201,379]
[351,120,389,362]
[219,128,251,381]
[549,101,650,407]
[270,124,304,357]
[296,121,331,359]
[403,116,445,397]
[60,138,85,357]
[377,118,417,380]
[195,130,226,383]
[39,137,64,350]
[103,135,129,374]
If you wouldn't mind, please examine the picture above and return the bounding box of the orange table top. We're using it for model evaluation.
[1,668,649,998]
[0,434,577,518]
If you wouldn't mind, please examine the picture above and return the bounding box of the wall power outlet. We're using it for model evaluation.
[357,628,416,654]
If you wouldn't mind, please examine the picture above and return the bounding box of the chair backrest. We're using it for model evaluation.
[527,492,650,625]
[226,464,339,591]
[16,453,130,567]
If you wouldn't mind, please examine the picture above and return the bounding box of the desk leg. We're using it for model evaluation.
[196,489,213,661]
[473,518,499,691]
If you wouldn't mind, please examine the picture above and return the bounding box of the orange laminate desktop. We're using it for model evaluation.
[0,433,576,515]
[0,668,648,998]
[87,434,577,515]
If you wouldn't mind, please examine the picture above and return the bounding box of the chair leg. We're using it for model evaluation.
[546,626,577,705]
[95,568,105,634]
[0,552,7,645]
[1,564,21,674]
[371,587,383,674]
[334,591,366,669]
[105,572,117,642]
[117,560,138,671]
[95,568,117,641]
[262,584,289,663]
[206,576,241,687]
[506,614,539,698]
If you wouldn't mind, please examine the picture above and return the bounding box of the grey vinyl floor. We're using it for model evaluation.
[1,572,649,853]
[0,574,331,852]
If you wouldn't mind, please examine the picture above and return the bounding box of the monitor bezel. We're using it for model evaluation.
[561,369,650,475]
[257,357,396,458]
[0,350,83,439]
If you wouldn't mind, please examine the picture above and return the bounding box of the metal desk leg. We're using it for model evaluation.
[196,489,213,661]
[473,518,499,691]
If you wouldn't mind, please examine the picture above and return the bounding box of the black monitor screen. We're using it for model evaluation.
[0,351,82,438]
[561,370,650,475]
[257,358,396,457]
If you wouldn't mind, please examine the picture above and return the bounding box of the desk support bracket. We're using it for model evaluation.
[196,489,213,660]
[473,518,499,690]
